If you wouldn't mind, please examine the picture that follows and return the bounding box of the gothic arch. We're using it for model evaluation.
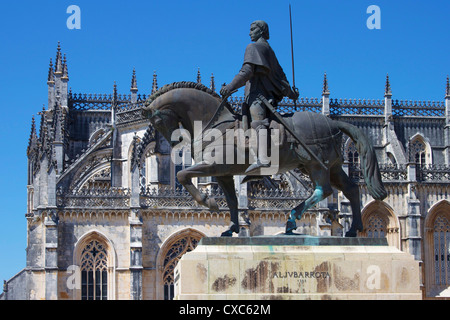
[74,162,111,191]
[127,135,142,189]
[138,140,157,189]
[386,152,397,166]
[343,137,359,165]
[360,200,400,248]
[73,230,117,300]
[408,133,432,165]
[424,200,450,297]
[88,128,106,146]
[69,149,112,191]
[155,228,205,300]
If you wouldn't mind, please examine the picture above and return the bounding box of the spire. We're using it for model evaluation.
[53,106,65,142]
[55,42,63,75]
[38,106,48,153]
[113,81,118,101]
[130,68,138,92]
[385,73,392,97]
[47,59,55,84]
[27,116,38,157]
[151,71,158,94]
[322,72,330,95]
[210,73,216,92]
[62,54,69,80]
[446,75,450,98]
[197,68,201,84]
[322,72,330,116]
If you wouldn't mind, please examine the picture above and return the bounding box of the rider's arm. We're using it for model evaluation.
[226,63,254,92]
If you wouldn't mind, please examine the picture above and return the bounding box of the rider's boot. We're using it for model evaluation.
[245,121,271,175]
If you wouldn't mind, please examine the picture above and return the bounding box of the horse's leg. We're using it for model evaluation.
[330,165,363,237]
[286,166,333,234]
[215,176,240,237]
[176,163,220,211]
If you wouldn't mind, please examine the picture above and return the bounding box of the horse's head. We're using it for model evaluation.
[142,81,228,147]
[143,102,181,147]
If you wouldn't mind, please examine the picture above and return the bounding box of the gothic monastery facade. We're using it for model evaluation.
[1,44,449,300]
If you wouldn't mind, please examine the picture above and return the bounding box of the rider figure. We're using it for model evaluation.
[220,20,299,174]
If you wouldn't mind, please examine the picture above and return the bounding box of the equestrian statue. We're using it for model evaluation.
[142,20,387,237]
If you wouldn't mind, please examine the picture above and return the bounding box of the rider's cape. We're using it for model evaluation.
[243,39,291,102]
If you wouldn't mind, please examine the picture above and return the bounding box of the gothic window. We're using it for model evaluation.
[174,149,191,190]
[345,141,360,181]
[346,141,359,166]
[360,202,400,248]
[366,213,387,238]
[162,234,201,300]
[410,138,426,165]
[433,216,450,286]
[80,240,108,300]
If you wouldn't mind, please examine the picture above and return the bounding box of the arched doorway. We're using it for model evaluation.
[424,200,450,298]
[156,228,205,300]
[359,200,400,248]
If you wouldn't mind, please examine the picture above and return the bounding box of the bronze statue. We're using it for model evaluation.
[220,20,299,175]
[143,81,387,237]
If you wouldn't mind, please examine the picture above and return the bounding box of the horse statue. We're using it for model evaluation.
[142,81,387,237]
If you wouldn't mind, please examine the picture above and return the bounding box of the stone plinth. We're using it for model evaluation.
[174,235,421,300]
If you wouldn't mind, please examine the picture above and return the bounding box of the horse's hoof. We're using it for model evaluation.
[285,220,297,234]
[345,230,357,237]
[220,230,233,237]
[221,225,239,237]
[221,230,234,237]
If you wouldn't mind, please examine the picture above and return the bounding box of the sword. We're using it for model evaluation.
[258,94,327,170]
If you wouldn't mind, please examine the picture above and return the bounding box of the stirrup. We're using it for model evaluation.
[245,160,271,175]
[241,175,264,184]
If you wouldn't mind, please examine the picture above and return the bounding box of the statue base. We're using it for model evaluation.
[174,235,421,300]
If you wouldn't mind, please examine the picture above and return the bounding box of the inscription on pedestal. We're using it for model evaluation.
[174,236,421,300]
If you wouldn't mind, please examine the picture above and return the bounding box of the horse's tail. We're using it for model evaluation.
[336,120,387,200]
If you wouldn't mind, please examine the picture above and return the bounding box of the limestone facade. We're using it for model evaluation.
[1,45,449,300]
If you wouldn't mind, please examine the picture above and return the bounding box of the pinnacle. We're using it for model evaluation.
[152,71,158,94]
[385,73,392,96]
[197,68,201,84]
[322,72,329,95]
[210,73,216,92]
[131,68,138,91]
[446,75,449,97]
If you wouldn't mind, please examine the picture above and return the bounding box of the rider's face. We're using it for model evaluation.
[249,24,262,42]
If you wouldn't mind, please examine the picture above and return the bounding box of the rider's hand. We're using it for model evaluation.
[289,86,299,100]
[220,84,231,97]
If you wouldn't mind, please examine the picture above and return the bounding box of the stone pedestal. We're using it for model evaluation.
[174,236,421,300]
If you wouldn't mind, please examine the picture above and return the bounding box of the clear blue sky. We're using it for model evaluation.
[0,0,449,286]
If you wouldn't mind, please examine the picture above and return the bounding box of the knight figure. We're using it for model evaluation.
[220,20,299,174]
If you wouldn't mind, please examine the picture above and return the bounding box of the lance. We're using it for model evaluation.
[289,4,298,107]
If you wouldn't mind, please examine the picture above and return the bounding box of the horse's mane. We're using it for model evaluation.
[145,81,221,107]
